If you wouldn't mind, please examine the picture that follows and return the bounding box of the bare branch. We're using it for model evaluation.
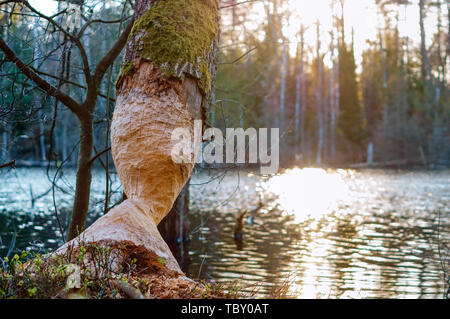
[77,15,132,39]
[20,0,92,84]
[94,20,134,87]
[0,36,82,115]
[31,67,116,102]
[219,47,257,65]
[220,0,261,9]
[0,160,15,169]
[88,147,111,167]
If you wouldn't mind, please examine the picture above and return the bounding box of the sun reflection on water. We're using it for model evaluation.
[187,168,449,298]
[262,168,351,222]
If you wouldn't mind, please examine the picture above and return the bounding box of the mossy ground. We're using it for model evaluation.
[0,240,247,299]
[118,0,219,93]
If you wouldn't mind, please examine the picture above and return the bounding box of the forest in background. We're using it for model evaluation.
[0,0,448,300]
[215,0,449,167]
[0,0,449,170]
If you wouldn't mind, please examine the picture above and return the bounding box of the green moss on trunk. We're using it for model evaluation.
[116,60,135,85]
[119,0,219,93]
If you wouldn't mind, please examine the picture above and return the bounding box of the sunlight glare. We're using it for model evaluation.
[264,168,349,222]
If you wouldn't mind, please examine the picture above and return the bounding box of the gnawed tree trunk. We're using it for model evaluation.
[58,0,220,278]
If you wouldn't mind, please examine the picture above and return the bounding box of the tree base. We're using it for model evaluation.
[57,199,182,273]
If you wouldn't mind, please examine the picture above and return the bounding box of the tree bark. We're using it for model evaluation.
[67,116,94,239]
[58,0,220,276]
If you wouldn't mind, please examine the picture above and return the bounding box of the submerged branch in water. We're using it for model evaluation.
[0,160,15,169]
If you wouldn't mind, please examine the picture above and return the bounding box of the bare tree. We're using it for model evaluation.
[294,23,306,160]
[419,0,432,100]
[329,27,337,161]
[315,21,324,165]
[0,0,133,240]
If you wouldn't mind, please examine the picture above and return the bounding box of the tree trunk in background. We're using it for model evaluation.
[279,41,287,132]
[158,183,189,247]
[398,11,408,160]
[59,0,220,275]
[419,0,433,120]
[419,0,431,91]
[367,141,374,166]
[1,122,8,163]
[330,29,337,162]
[1,16,9,163]
[60,110,69,162]
[447,1,449,85]
[231,0,244,128]
[294,25,304,149]
[315,22,324,166]
[38,109,46,162]
[264,0,280,128]
[300,29,306,160]
[379,29,388,127]
[33,25,46,162]
[431,0,444,163]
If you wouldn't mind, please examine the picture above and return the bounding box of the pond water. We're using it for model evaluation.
[0,167,449,298]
